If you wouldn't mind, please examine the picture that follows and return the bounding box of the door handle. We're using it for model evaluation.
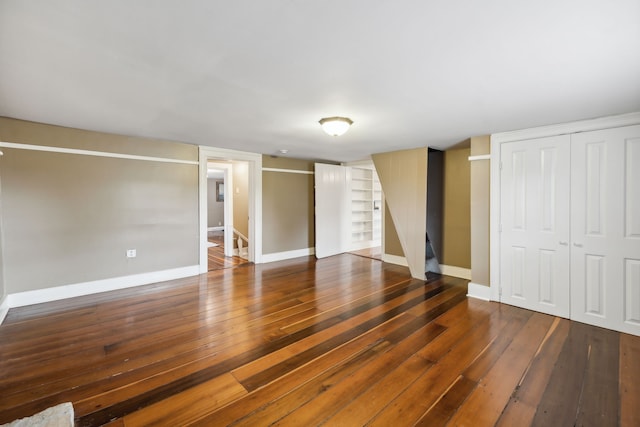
[573,243,583,247]
[559,241,568,246]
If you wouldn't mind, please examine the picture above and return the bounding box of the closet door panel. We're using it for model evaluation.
[500,135,570,317]
[625,138,640,238]
[571,125,640,335]
[624,259,640,325]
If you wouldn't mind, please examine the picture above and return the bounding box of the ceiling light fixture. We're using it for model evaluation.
[319,116,353,137]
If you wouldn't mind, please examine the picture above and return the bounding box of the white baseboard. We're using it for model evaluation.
[467,282,492,301]
[4,265,200,314]
[208,226,224,231]
[262,247,315,263]
[350,240,381,251]
[0,296,9,325]
[382,254,409,267]
[439,265,472,280]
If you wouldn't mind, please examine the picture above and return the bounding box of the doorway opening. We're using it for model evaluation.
[199,146,262,274]
[206,164,249,271]
[205,161,251,271]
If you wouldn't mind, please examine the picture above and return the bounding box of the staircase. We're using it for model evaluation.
[233,228,249,260]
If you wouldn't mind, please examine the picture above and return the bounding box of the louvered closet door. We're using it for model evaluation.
[500,135,571,317]
[570,125,640,335]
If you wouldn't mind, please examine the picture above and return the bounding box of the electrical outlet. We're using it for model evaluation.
[126,249,137,258]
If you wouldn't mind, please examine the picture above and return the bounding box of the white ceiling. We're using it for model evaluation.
[1,1,639,162]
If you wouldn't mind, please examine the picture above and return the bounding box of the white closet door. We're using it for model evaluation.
[500,135,571,317]
[570,125,640,335]
[314,163,349,258]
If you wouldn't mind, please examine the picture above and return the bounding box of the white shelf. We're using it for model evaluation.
[350,166,382,247]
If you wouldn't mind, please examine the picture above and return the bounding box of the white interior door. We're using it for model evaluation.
[500,135,571,317]
[314,163,349,258]
[570,125,640,335]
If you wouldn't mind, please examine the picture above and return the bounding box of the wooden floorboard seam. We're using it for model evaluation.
[0,255,638,426]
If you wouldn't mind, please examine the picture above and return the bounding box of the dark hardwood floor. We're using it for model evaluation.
[0,254,638,426]
[349,246,382,261]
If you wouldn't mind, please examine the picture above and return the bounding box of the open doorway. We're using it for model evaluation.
[199,146,262,274]
[205,161,251,271]
[206,164,247,271]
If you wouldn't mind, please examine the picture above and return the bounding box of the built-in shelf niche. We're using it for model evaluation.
[349,166,382,250]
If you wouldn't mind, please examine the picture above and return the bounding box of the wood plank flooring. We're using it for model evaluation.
[348,246,382,261]
[0,254,638,426]
[208,231,248,271]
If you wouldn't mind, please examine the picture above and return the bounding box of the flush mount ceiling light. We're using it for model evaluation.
[319,116,353,137]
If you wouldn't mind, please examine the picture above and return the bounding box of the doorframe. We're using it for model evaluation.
[489,112,640,302]
[199,146,262,273]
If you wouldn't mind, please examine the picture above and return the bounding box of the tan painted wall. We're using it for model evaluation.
[0,118,199,293]
[383,202,404,257]
[207,179,224,227]
[0,118,196,160]
[263,156,315,171]
[373,148,427,279]
[232,161,249,239]
[262,156,315,254]
[470,135,491,286]
[442,147,471,268]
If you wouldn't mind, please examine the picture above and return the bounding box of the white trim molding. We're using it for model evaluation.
[0,141,198,165]
[467,282,492,301]
[207,226,224,232]
[468,154,491,161]
[261,247,315,263]
[439,265,472,280]
[199,146,262,273]
[3,265,200,314]
[0,296,9,325]
[262,167,314,175]
[490,112,640,144]
[382,254,409,267]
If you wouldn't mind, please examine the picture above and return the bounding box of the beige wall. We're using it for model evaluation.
[0,118,196,160]
[470,135,491,285]
[383,202,404,257]
[232,161,249,239]
[207,179,224,228]
[262,156,315,254]
[0,118,199,293]
[442,147,471,268]
[373,148,428,279]
[263,156,315,171]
